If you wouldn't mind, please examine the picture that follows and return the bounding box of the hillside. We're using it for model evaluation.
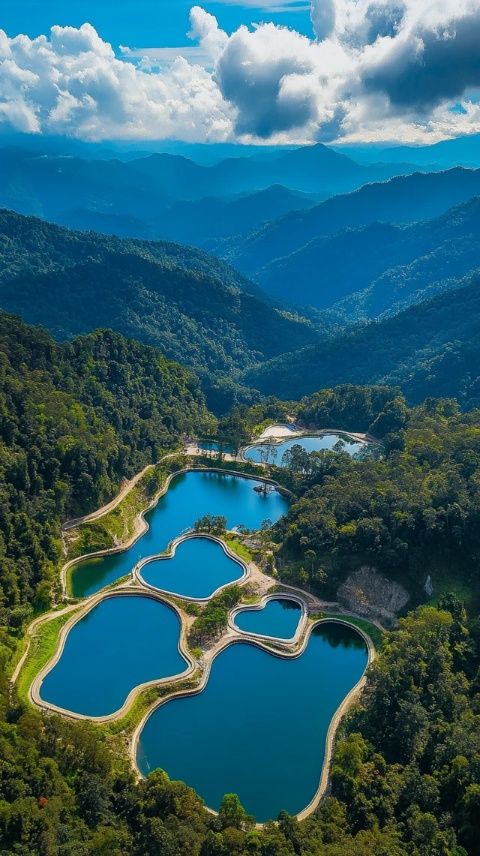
[223,167,480,276]
[257,196,480,315]
[0,210,318,410]
[244,274,480,408]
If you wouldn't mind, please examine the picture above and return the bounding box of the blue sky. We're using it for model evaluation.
[2,1,313,47]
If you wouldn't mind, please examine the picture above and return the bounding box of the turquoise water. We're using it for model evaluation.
[234,598,302,640]
[140,536,244,599]
[71,471,288,598]
[244,434,365,466]
[39,596,187,717]
[136,622,368,821]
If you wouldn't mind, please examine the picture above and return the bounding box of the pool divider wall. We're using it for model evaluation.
[130,614,375,825]
[29,587,196,723]
[62,465,291,599]
[229,593,307,646]
[135,533,249,602]
[28,451,377,823]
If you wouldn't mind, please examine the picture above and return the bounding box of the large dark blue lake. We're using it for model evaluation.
[234,598,302,640]
[140,536,244,599]
[136,622,368,821]
[243,434,365,466]
[39,595,187,717]
[71,471,288,598]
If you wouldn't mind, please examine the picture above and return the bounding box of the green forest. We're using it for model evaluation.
[0,314,479,855]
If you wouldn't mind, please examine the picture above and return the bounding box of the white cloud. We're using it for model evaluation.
[1,2,480,144]
[0,22,233,141]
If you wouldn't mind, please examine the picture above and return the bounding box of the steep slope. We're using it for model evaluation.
[0,210,317,407]
[257,196,480,313]
[244,275,480,409]
[223,167,480,276]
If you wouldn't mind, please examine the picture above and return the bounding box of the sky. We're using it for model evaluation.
[1,0,480,146]
[1,1,314,46]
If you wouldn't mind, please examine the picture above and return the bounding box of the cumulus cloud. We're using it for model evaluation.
[360,4,480,110]
[310,0,336,41]
[215,24,321,136]
[0,22,233,142]
[1,1,480,144]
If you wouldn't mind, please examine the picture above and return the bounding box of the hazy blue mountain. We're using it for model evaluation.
[0,148,173,223]
[130,142,432,199]
[244,273,480,409]
[257,196,480,315]
[0,148,320,247]
[337,133,480,168]
[222,167,480,276]
[149,185,321,246]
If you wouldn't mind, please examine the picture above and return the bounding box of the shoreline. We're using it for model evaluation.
[62,463,291,599]
[135,532,249,602]
[29,586,197,723]
[131,614,375,826]
[13,431,381,827]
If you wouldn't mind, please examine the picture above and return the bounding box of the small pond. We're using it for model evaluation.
[243,434,366,466]
[71,471,288,598]
[139,536,244,599]
[39,595,187,717]
[234,598,302,640]
[136,622,368,821]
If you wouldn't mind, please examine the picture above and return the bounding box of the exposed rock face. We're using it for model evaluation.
[337,567,409,627]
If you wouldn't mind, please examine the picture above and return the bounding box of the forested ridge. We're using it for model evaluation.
[0,209,318,412]
[271,391,480,609]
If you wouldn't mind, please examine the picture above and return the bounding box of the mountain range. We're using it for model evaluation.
[257,196,480,320]
[221,167,480,278]
[0,143,437,249]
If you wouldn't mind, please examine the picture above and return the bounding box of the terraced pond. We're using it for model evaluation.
[243,433,366,466]
[136,622,369,821]
[234,597,302,640]
[139,536,245,599]
[39,595,187,717]
[71,471,289,598]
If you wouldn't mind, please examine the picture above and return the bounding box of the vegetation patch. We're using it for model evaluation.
[15,609,81,705]
[188,585,242,645]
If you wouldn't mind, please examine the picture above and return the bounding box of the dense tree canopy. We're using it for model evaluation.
[274,397,480,601]
[0,311,212,633]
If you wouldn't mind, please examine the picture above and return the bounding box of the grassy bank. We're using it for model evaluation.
[15,609,81,705]
[64,454,187,566]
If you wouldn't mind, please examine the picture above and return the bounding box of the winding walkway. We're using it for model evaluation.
[12,431,384,826]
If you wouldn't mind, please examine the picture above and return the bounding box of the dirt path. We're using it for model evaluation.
[63,465,155,531]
